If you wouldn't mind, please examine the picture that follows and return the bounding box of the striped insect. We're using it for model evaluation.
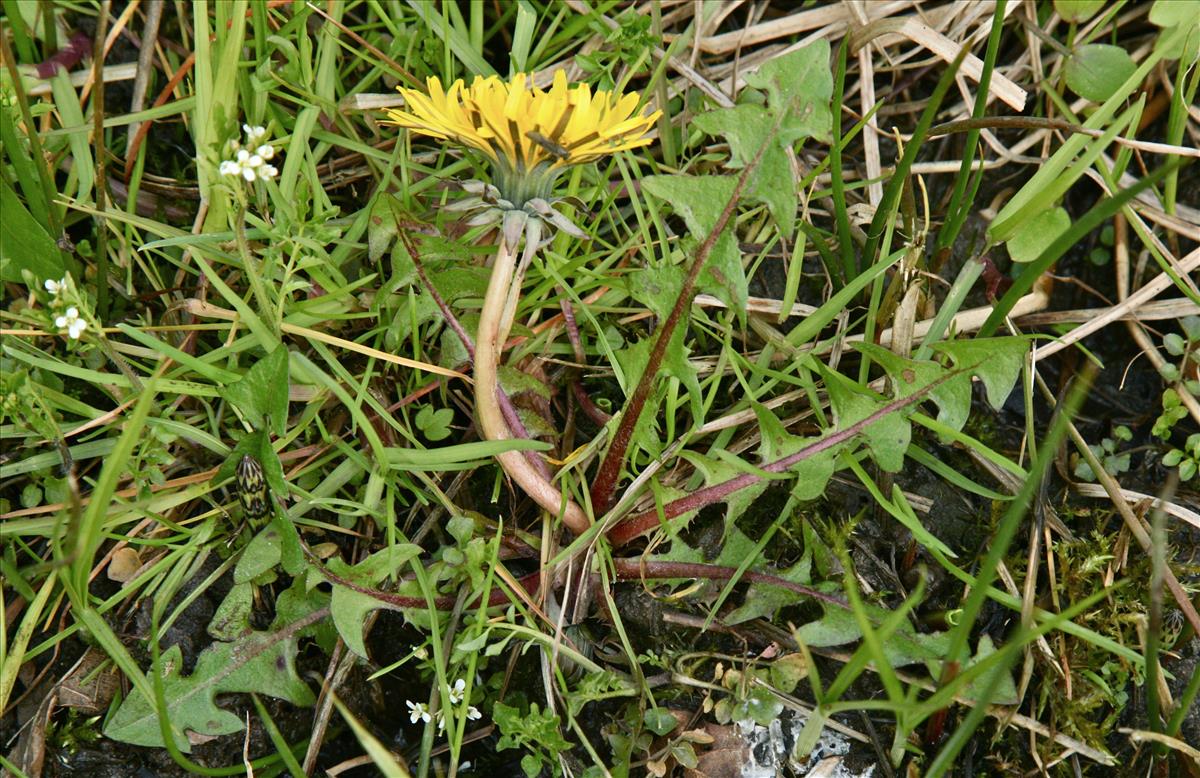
[236,454,272,525]
[525,130,570,161]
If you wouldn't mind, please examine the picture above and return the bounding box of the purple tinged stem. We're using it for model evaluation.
[590,131,777,517]
[608,368,965,546]
[559,293,611,426]
[303,539,847,613]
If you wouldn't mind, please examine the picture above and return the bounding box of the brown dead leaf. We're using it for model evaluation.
[187,731,223,747]
[310,542,340,559]
[106,547,142,582]
[58,649,118,713]
[4,688,56,778]
[683,721,751,778]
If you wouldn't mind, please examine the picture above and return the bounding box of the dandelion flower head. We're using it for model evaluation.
[386,71,659,204]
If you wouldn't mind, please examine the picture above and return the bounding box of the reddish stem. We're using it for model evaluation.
[923,660,958,747]
[559,294,611,426]
[123,52,196,181]
[572,381,611,427]
[590,135,775,516]
[306,542,543,610]
[611,558,849,609]
[608,368,964,546]
[305,543,847,614]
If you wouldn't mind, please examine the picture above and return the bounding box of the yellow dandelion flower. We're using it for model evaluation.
[386,71,659,204]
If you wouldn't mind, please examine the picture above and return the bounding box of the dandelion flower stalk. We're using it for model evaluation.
[473,217,590,530]
[387,72,658,536]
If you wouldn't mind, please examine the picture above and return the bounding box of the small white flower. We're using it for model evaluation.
[256,144,275,161]
[259,163,278,180]
[54,306,88,340]
[412,645,428,660]
[448,678,466,705]
[406,700,431,724]
[219,159,242,177]
[244,124,268,143]
[44,277,67,295]
[466,705,482,721]
[436,712,446,732]
[241,166,257,182]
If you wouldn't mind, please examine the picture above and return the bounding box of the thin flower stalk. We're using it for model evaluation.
[400,229,551,480]
[473,220,589,534]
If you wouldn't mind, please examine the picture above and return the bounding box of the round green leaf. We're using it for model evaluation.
[1151,10,1200,61]
[415,405,454,441]
[643,708,678,736]
[768,653,809,693]
[1150,0,1195,27]
[1064,44,1137,102]
[1054,0,1105,22]
[1006,207,1071,263]
[1163,333,1186,356]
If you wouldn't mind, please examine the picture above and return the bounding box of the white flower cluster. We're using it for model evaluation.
[44,277,88,339]
[220,124,277,182]
[405,678,482,732]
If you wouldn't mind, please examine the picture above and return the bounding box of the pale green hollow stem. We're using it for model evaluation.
[474,231,590,536]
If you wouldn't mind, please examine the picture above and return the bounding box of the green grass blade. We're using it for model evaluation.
[989,21,1189,241]
[860,47,965,275]
[331,694,412,777]
[940,368,1092,670]
[69,380,160,595]
[935,0,1007,253]
[980,158,1181,336]
[406,0,495,77]
[0,575,56,714]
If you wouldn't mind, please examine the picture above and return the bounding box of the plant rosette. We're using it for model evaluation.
[385,72,658,534]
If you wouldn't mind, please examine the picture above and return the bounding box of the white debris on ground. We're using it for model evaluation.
[736,710,876,778]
